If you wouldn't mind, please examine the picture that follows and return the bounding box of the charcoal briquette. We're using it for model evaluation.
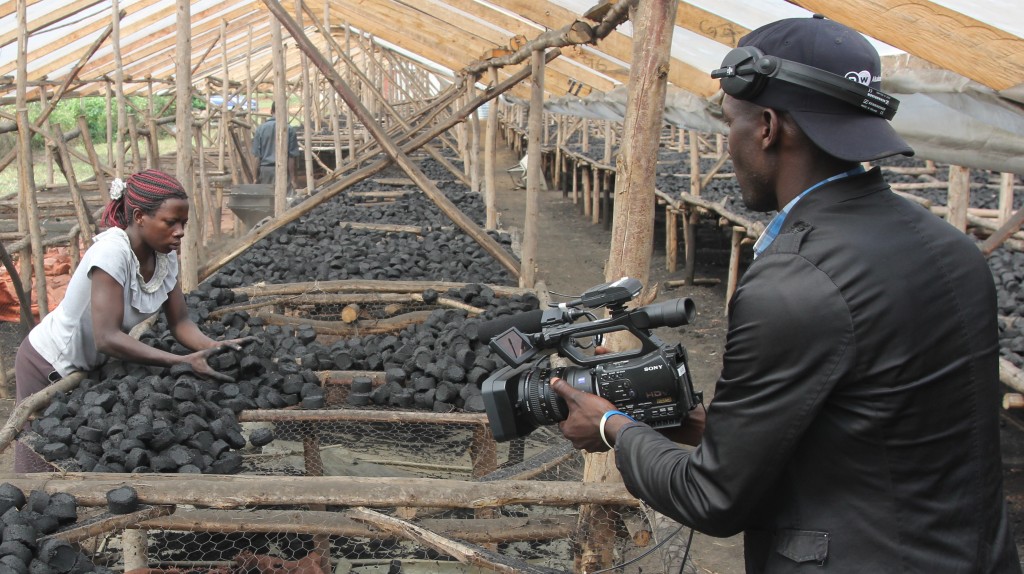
[105,486,139,515]
[432,401,455,413]
[301,395,325,409]
[282,374,304,395]
[123,448,149,471]
[167,363,193,378]
[210,451,242,474]
[0,555,28,574]
[208,439,230,459]
[413,389,435,409]
[350,377,373,394]
[0,542,32,566]
[148,428,178,452]
[26,491,49,514]
[45,427,72,445]
[43,493,77,524]
[249,428,275,448]
[40,443,70,462]
[3,524,37,549]
[28,559,57,574]
[347,392,370,407]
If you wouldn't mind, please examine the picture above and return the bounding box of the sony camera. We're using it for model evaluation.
[480,277,703,442]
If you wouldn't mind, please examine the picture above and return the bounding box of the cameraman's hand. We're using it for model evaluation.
[550,377,620,453]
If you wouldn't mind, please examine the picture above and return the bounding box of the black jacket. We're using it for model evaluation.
[616,168,1020,573]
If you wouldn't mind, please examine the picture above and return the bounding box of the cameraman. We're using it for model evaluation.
[552,15,1019,573]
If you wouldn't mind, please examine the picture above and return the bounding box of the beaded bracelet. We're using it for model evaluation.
[599,410,636,450]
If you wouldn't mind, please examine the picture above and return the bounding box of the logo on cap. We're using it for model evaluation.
[845,70,873,86]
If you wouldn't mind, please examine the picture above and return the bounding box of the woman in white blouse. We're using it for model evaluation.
[14,169,253,471]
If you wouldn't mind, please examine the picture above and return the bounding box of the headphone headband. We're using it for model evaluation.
[711,46,899,120]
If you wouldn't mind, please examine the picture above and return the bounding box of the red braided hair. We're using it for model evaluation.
[100,169,188,229]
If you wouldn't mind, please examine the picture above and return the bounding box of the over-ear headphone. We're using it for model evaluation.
[711,46,899,120]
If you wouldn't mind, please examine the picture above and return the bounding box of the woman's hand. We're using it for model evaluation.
[184,348,237,383]
[215,335,260,352]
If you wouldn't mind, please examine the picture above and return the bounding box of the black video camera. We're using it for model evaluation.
[480,278,703,442]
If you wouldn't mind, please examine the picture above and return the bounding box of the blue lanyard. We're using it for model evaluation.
[753,166,865,258]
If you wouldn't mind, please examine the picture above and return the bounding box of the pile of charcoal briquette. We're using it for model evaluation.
[0,483,111,574]
[24,158,540,474]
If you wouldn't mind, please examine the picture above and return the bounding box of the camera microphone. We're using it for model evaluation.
[476,309,545,343]
[630,298,696,330]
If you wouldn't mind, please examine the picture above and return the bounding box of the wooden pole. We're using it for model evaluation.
[726,226,745,313]
[175,0,199,292]
[325,3,343,173]
[946,165,969,232]
[112,1,127,178]
[38,89,54,188]
[521,48,545,288]
[666,208,678,272]
[219,19,230,175]
[272,16,289,215]
[15,0,48,319]
[105,83,114,166]
[297,0,315,196]
[50,128,94,249]
[584,0,676,571]
[469,101,482,193]
[999,172,1015,225]
[263,0,519,277]
[484,66,499,230]
[689,130,702,197]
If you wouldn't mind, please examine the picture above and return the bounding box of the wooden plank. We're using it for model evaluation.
[139,508,574,542]
[0,473,641,509]
[790,0,1024,91]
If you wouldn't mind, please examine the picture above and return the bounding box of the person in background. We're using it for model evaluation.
[14,169,254,472]
[552,15,1020,573]
[251,101,300,192]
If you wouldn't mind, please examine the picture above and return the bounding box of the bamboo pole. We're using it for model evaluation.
[15,0,47,320]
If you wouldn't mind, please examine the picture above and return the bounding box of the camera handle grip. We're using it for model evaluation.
[556,322,661,367]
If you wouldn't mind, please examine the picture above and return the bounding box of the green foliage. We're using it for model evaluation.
[20,95,175,148]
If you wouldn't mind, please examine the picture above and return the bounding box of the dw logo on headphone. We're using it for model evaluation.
[711,46,900,120]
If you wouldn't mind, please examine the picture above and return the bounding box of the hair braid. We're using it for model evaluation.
[100,169,188,229]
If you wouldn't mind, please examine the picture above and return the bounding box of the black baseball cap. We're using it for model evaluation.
[734,15,913,162]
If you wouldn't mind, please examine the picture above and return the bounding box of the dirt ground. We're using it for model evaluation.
[0,141,1021,572]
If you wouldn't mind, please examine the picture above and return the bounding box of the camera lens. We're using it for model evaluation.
[518,366,595,426]
[521,367,566,426]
